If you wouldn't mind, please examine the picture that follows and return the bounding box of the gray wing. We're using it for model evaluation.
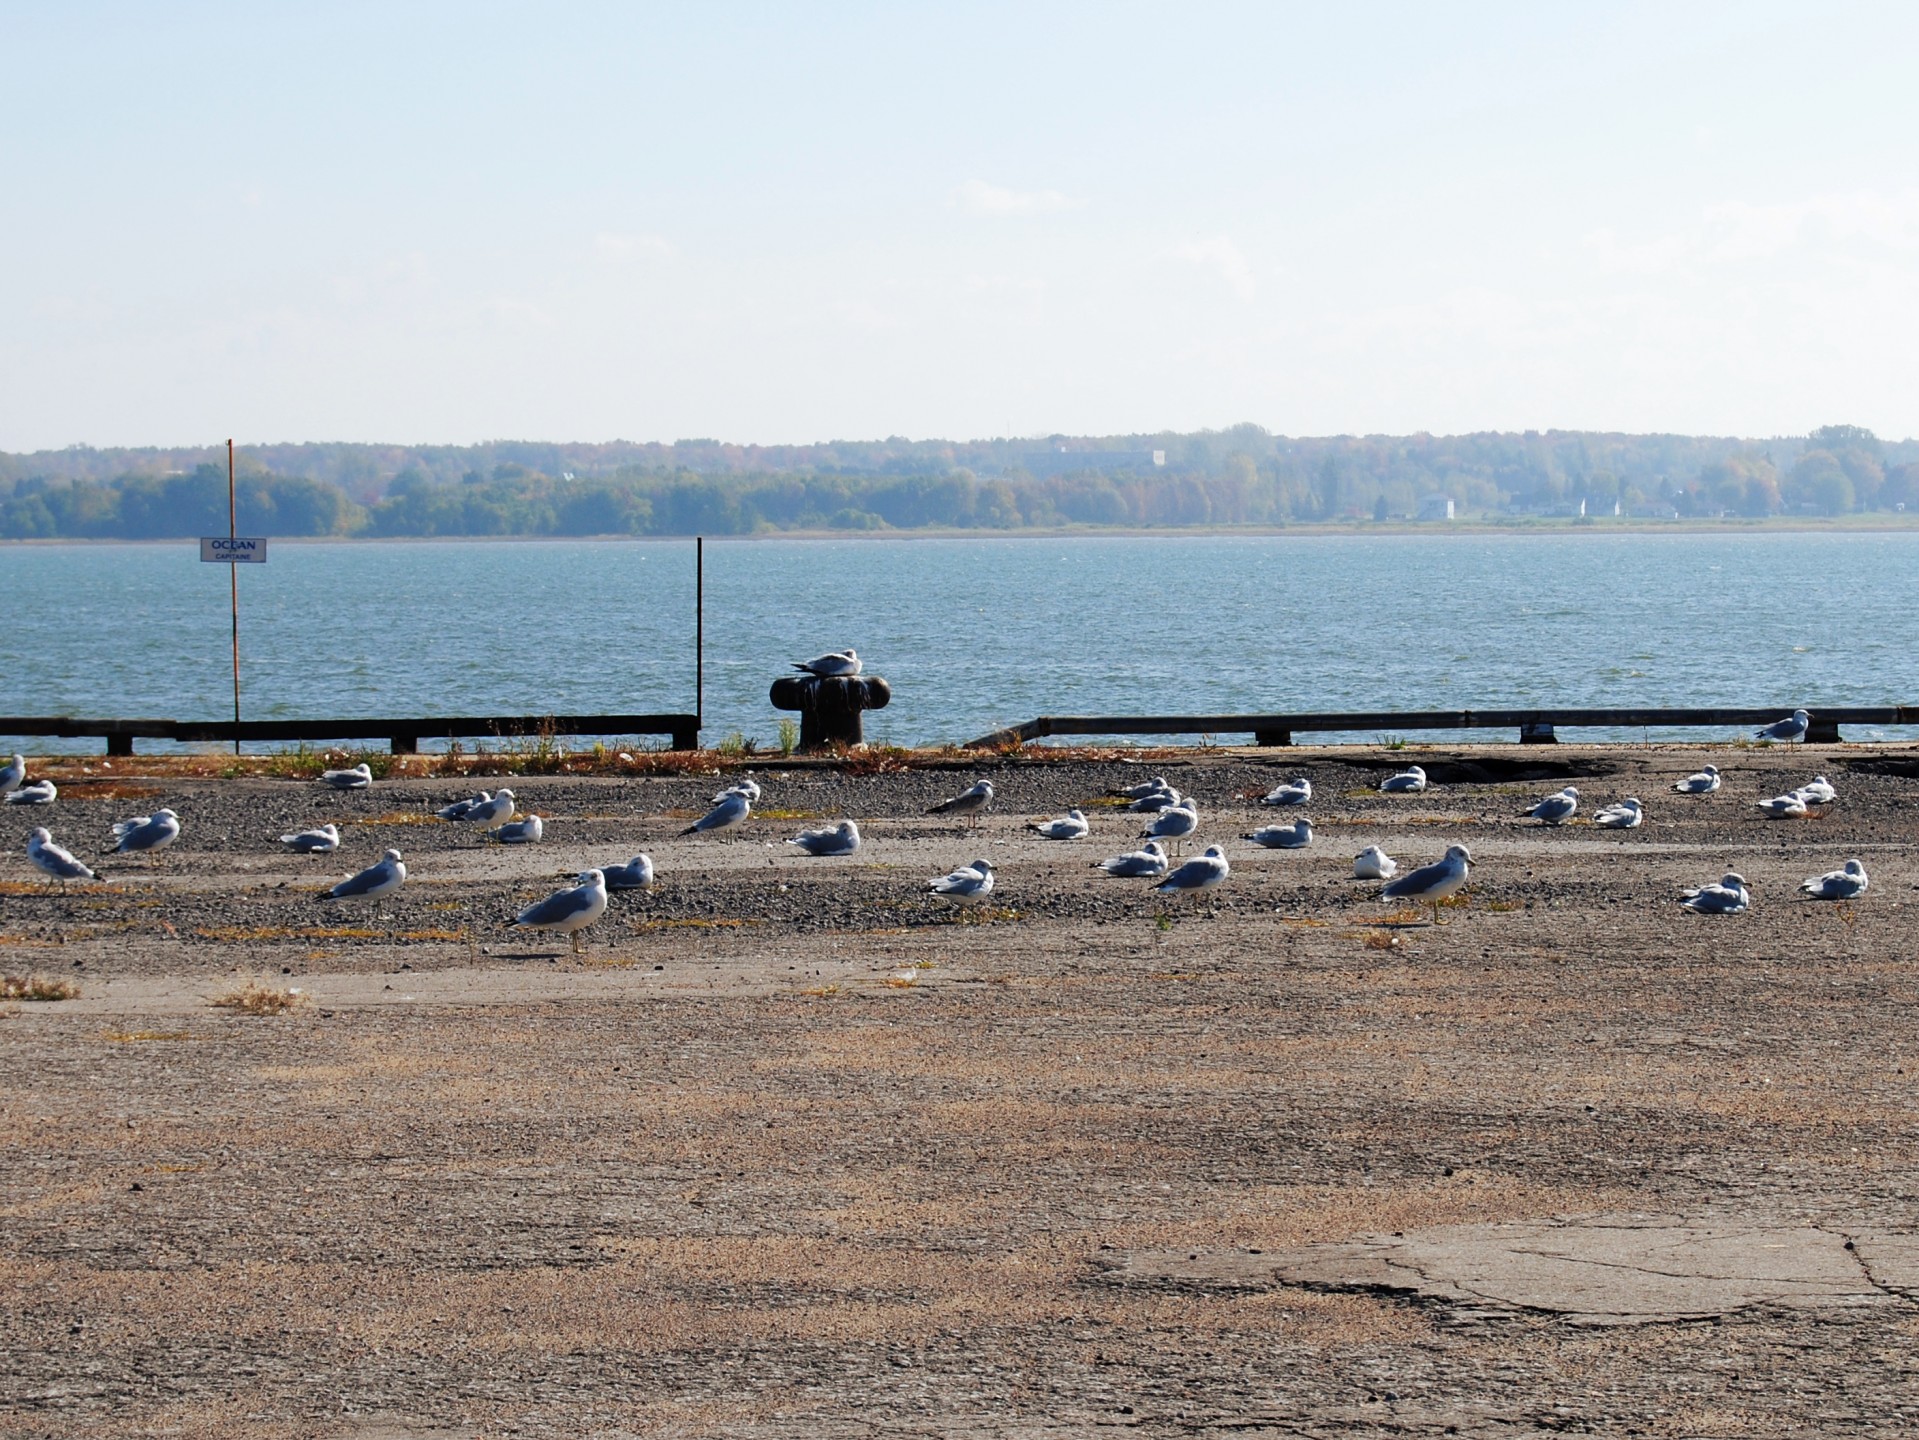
[1382,859,1450,898]
[331,861,396,897]
[517,887,597,927]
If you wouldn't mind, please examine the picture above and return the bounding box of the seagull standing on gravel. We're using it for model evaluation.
[436,791,492,821]
[927,858,995,907]
[319,763,373,790]
[602,854,655,890]
[1756,709,1810,743]
[1380,765,1427,794]
[1674,765,1721,794]
[928,779,993,827]
[1242,818,1313,849]
[682,788,749,835]
[106,808,180,861]
[0,754,24,797]
[1522,787,1579,825]
[27,828,95,887]
[465,789,516,830]
[1801,859,1868,900]
[1154,845,1230,899]
[1594,797,1643,829]
[1381,844,1472,925]
[4,779,55,806]
[489,814,544,844]
[788,819,861,856]
[323,848,406,904]
[1097,841,1170,878]
[1260,777,1312,807]
[793,648,861,677]
[1353,845,1397,880]
[1141,801,1199,854]
[1681,872,1750,914]
[1027,809,1089,841]
[280,823,341,853]
[514,869,609,954]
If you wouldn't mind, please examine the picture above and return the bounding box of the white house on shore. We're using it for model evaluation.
[1417,495,1456,521]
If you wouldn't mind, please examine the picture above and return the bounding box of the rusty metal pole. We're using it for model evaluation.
[228,438,241,755]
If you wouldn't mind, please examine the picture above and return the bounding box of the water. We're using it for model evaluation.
[3,532,1916,751]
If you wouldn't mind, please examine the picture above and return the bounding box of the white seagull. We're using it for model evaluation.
[788,819,861,856]
[514,869,609,954]
[715,778,762,804]
[489,815,544,845]
[436,791,492,820]
[1260,777,1312,807]
[928,779,994,826]
[927,858,995,906]
[602,854,655,891]
[1126,785,1183,813]
[1141,802,1200,853]
[466,789,516,829]
[279,823,341,853]
[1681,872,1749,914]
[1801,859,1867,900]
[1593,797,1643,829]
[1243,818,1313,849]
[0,754,24,796]
[793,648,861,677]
[323,848,406,903]
[1522,787,1579,825]
[4,780,56,806]
[1381,844,1472,925]
[1352,845,1397,880]
[1096,841,1170,878]
[1756,709,1810,743]
[1027,809,1089,841]
[1674,765,1721,794]
[1795,775,1838,806]
[1380,765,1427,794]
[1755,793,1809,819]
[27,828,95,886]
[1154,845,1230,898]
[107,808,180,859]
[683,788,750,835]
[1110,775,1171,801]
[319,763,373,790]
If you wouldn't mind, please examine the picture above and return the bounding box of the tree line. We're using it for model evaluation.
[2,425,1913,540]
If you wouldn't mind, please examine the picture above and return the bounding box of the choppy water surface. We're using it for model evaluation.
[3,532,1916,750]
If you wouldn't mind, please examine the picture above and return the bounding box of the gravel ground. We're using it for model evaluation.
[3,745,1918,1438]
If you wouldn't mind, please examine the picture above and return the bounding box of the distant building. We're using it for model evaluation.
[1020,447,1167,478]
[1418,495,1456,521]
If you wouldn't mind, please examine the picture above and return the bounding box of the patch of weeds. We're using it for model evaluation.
[1155,912,1174,933]
[714,731,757,758]
[630,917,755,933]
[265,744,328,779]
[195,925,380,942]
[397,928,467,943]
[354,811,445,827]
[756,807,826,821]
[836,744,912,776]
[778,718,799,756]
[1376,733,1408,749]
[1484,900,1521,913]
[2,974,81,1001]
[882,975,918,989]
[799,983,841,997]
[210,982,305,1015]
[577,954,636,969]
[105,1029,193,1043]
[1360,930,1404,951]
[1437,893,1471,910]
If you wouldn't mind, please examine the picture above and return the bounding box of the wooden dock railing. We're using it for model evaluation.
[0,713,701,756]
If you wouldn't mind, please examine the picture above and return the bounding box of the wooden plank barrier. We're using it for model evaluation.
[0,713,701,756]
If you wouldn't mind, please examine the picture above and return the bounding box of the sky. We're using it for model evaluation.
[2,0,1916,451]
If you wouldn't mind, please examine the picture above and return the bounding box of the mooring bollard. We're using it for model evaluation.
[768,674,892,750]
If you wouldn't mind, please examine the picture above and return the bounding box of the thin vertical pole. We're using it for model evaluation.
[702,537,710,725]
[228,439,241,755]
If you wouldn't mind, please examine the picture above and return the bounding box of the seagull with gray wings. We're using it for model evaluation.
[514,869,609,954]
[1756,709,1810,743]
[1521,787,1579,825]
[928,779,993,827]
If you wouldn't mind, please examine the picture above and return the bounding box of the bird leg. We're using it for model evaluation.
[571,930,583,955]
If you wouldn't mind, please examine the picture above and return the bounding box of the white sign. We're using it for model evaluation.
[200,536,268,563]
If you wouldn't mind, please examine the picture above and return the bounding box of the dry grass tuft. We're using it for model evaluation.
[397,928,468,943]
[1,974,81,1001]
[353,811,445,827]
[209,981,306,1015]
[105,1029,193,1043]
[195,925,380,942]
[1360,930,1404,951]
[631,917,754,933]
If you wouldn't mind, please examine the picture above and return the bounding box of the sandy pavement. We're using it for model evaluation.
[3,744,1919,1438]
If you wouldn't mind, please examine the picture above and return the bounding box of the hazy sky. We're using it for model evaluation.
[3,1,1915,450]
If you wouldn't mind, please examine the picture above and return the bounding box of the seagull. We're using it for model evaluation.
[1795,775,1838,805]
[1096,840,1170,877]
[1126,785,1183,813]
[323,848,405,903]
[1352,845,1397,880]
[1243,818,1313,849]
[793,648,861,677]
[319,763,373,790]
[601,854,655,890]
[927,858,995,907]
[106,808,180,860]
[1521,787,1579,825]
[1801,859,1867,900]
[4,780,56,806]
[788,819,861,856]
[1154,845,1230,899]
[1380,765,1427,794]
[1380,844,1472,925]
[928,779,993,827]
[489,814,544,844]
[715,778,762,804]
[436,791,492,821]
[514,869,609,954]
[1755,793,1809,819]
[1593,797,1643,830]
[1756,709,1810,743]
[1674,765,1721,794]
[1027,809,1089,841]
[1141,801,1199,854]
[0,754,23,797]
[279,823,341,853]
[27,828,95,886]
[1681,872,1749,914]
[1110,775,1171,800]
[682,788,750,835]
[1260,777,1312,807]
[465,789,516,829]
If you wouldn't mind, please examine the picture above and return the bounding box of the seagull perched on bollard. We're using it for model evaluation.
[1260,777,1312,807]
[1681,872,1749,914]
[928,779,993,827]
[1379,765,1427,794]
[1027,809,1089,841]
[1801,859,1867,900]
[27,828,95,887]
[319,762,373,790]
[788,819,861,856]
[601,854,655,891]
[1353,845,1397,880]
[1243,818,1313,849]
[279,823,341,853]
[1096,841,1170,878]
[1674,765,1721,794]
[322,848,406,905]
[514,869,608,954]
[1756,709,1810,743]
[1380,844,1472,925]
[106,808,180,861]
[793,648,861,677]
[1521,787,1579,825]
